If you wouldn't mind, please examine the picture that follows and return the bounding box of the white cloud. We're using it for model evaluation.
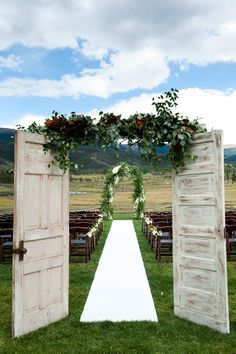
[4,88,235,145]
[0,54,22,70]
[0,1,236,137]
[89,88,236,145]
[177,88,236,145]
[87,93,156,118]
[0,74,109,99]
[0,48,169,98]
[0,0,236,65]
[0,75,80,98]
[0,1,235,99]
[78,42,108,61]
[103,48,169,93]
[17,113,46,128]
[1,113,45,130]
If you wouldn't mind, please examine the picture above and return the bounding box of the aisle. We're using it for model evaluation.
[80,220,158,322]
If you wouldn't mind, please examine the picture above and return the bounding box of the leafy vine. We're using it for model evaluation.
[100,162,145,219]
[18,89,206,171]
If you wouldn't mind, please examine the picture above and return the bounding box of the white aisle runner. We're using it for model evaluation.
[80,220,158,322]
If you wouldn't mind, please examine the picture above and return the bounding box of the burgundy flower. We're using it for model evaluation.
[135,119,145,128]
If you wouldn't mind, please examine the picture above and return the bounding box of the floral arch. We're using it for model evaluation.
[100,163,145,219]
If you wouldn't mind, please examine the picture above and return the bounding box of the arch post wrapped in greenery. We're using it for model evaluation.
[100,163,145,219]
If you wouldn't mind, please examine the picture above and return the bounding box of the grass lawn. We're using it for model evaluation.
[0,215,236,353]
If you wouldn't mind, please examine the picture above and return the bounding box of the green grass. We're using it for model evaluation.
[0,216,236,353]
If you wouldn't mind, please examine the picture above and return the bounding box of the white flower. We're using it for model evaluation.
[150,226,157,235]
[145,217,152,225]
[113,175,119,186]
[150,226,162,236]
[87,226,97,238]
[134,198,139,208]
[108,184,113,194]
[87,231,93,238]
[140,213,144,219]
[112,165,121,174]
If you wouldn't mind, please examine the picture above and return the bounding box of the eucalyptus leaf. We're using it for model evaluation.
[178,134,185,140]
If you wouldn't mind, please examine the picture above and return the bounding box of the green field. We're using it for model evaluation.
[0,216,236,353]
[1,173,236,214]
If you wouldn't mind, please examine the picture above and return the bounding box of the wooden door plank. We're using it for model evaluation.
[13,131,69,337]
[172,130,229,333]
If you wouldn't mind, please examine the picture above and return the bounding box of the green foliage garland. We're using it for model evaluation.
[19,89,206,171]
[100,162,145,219]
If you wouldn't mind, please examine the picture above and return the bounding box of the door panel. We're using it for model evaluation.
[172,131,229,333]
[13,131,69,337]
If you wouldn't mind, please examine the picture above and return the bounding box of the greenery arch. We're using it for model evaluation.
[19,89,206,171]
[100,163,145,219]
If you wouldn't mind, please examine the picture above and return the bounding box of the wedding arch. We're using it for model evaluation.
[100,162,145,219]
[11,89,229,336]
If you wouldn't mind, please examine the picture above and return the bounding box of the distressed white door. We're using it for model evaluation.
[172,130,229,333]
[13,131,69,337]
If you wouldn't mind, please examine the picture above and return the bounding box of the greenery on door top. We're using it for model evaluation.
[18,89,206,172]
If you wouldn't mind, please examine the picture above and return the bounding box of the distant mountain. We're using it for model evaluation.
[0,128,235,172]
[0,128,158,173]
[224,146,236,163]
[70,145,162,173]
[0,128,14,166]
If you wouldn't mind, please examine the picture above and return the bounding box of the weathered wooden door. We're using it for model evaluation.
[13,131,69,337]
[172,130,229,333]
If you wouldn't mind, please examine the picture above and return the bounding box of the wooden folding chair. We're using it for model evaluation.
[69,227,90,263]
[226,224,236,261]
[0,229,13,263]
[155,225,172,262]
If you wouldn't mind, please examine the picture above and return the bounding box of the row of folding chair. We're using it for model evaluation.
[142,210,236,262]
[0,213,13,229]
[225,211,236,261]
[0,211,104,264]
[0,228,13,263]
[69,211,104,263]
[0,213,13,263]
[142,212,173,261]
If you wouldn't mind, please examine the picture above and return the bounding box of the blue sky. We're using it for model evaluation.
[0,0,236,145]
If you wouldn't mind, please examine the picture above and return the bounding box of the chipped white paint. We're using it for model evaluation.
[172,131,229,333]
[12,131,69,337]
